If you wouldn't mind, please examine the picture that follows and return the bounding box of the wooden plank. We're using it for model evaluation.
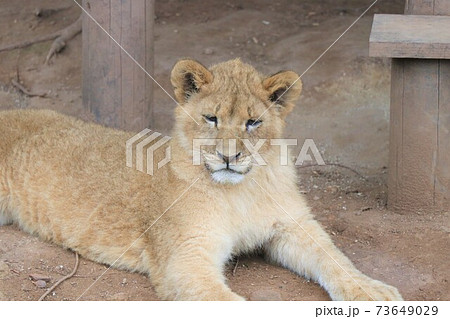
[434,60,450,209]
[369,14,450,59]
[82,0,154,131]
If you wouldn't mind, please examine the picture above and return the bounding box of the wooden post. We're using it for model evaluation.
[82,0,154,131]
[369,0,450,213]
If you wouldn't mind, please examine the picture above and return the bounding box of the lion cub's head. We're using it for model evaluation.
[170,58,302,185]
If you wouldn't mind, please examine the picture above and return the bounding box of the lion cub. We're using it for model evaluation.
[0,59,402,300]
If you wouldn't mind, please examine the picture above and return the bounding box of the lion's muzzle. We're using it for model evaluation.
[203,151,252,185]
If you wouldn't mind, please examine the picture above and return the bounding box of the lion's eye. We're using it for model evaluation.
[203,115,218,126]
[246,119,262,132]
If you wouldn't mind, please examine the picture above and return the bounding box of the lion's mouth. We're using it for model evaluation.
[205,163,251,185]
[202,153,252,185]
[209,168,247,185]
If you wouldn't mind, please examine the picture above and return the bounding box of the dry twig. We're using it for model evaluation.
[298,163,368,181]
[11,79,47,97]
[38,252,79,301]
[232,257,239,276]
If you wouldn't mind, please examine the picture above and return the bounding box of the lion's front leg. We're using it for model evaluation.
[265,215,403,301]
[150,239,244,301]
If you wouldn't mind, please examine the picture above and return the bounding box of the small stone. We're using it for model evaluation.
[35,280,47,288]
[252,37,258,44]
[335,223,348,233]
[313,196,320,201]
[203,48,214,55]
[327,186,339,194]
[262,20,270,25]
[29,274,51,282]
[107,292,129,301]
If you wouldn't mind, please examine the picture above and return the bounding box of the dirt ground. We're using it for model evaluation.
[0,0,448,301]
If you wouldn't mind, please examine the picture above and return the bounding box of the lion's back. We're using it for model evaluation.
[0,109,162,265]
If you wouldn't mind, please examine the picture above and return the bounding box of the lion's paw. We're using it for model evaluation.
[334,277,403,301]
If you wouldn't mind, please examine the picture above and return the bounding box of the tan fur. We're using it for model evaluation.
[0,59,402,300]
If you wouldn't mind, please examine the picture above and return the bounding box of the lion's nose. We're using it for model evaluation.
[217,151,241,165]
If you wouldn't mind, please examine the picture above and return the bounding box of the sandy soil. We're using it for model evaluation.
[0,0,448,301]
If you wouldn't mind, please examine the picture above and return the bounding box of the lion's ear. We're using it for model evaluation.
[170,59,213,103]
[262,71,302,116]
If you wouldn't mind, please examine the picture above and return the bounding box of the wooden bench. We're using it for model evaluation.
[369,0,450,213]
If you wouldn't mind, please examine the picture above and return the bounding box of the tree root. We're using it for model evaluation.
[11,79,47,97]
[38,252,79,301]
[34,6,72,18]
[45,15,82,64]
[0,32,62,52]
[0,15,82,65]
